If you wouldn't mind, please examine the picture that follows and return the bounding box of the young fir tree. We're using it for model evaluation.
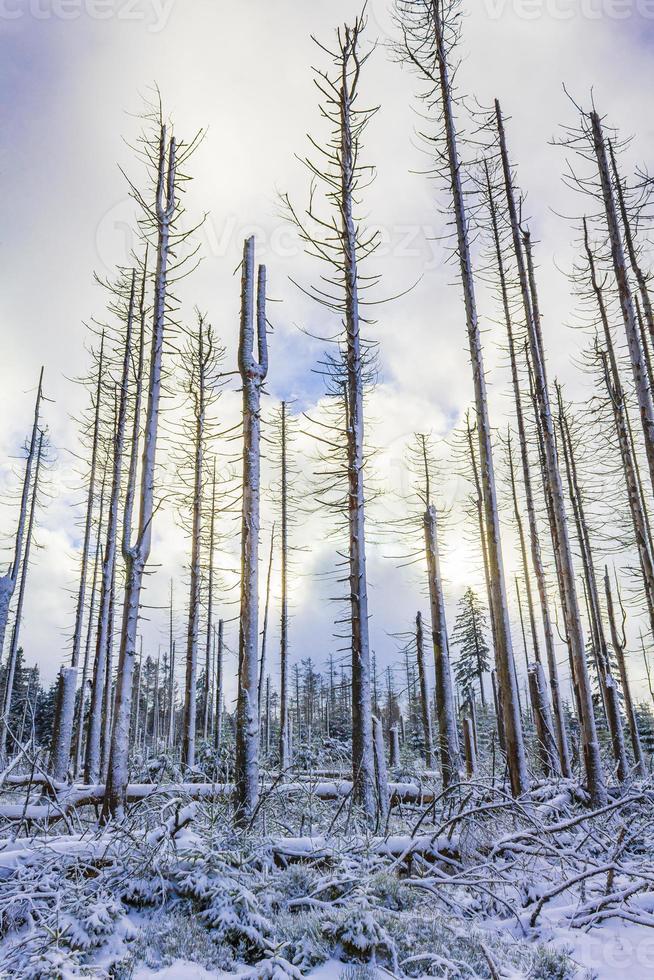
[451,588,490,706]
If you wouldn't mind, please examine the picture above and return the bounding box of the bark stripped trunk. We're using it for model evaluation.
[102,128,176,821]
[235,238,267,825]
[85,272,137,783]
[496,101,605,804]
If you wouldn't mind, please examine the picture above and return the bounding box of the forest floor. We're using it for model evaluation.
[1,758,653,979]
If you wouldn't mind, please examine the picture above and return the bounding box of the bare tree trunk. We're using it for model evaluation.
[486,166,571,776]
[85,272,138,783]
[0,368,43,660]
[203,463,217,741]
[65,336,105,771]
[496,102,605,804]
[235,238,268,825]
[415,611,435,769]
[463,715,477,778]
[333,28,377,818]
[372,715,389,825]
[1,431,43,758]
[102,127,177,821]
[584,224,654,648]
[590,112,654,499]
[74,467,107,777]
[556,389,628,782]
[279,404,290,771]
[424,504,461,786]
[465,415,495,706]
[182,318,209,769]
[258,524,275,718]
[214,619,223,752]
[604,567,646,777]
[414,5,527,796]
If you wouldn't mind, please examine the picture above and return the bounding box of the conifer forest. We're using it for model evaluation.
[3,1,654,977]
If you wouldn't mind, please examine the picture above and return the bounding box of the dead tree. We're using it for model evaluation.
[485,163,571,776]
[284,16,379,816]
[556,388,628,782]
[583,223,654,647]
[202,460,217,740]
[214,618,224,751]
[414,611,435,769]
[604,567,646,777]
[0,369,43,660]
[399,1,527,796]
[411,434,461,785]
[85,270,139,784]
[180,313,221,769]
[1,430,44,757]
[495,102,605,805]
[589,111,654,499]
[235,238,268,825]
[103,109,198,821]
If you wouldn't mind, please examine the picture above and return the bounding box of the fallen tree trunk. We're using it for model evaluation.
[0,779,435,822]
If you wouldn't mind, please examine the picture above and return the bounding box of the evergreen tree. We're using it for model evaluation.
[452,588,490,706]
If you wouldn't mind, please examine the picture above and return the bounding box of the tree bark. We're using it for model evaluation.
[496,101,605,805]
[235,239,267,825]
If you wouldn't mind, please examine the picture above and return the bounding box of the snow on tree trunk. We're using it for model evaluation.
[372,714,389,826]
[50,667,77,782]
[389,724,400,768]
[102,128,177,822]
[235,239,267,826]
[463,716,477,778]
[496,101,605,806]
[527,662,560,779]
[423,504,460,786]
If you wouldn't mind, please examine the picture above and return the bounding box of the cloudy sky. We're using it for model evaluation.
[1,0,654,707]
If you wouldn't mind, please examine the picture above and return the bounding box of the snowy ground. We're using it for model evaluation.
[1,768,653,978]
